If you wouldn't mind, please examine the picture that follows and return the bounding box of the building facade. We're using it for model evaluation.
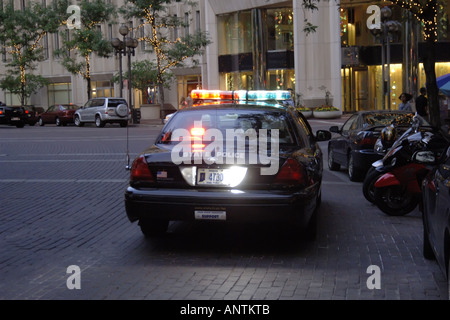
[0,0,449,115]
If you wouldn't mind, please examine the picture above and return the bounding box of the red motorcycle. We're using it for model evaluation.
[371,117,448,216]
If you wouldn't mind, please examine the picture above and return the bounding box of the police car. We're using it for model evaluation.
[124,90,331,239]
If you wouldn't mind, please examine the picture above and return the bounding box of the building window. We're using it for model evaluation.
[266,8,294,51]
[220,71,253,91]
[108,24,113,40]
[217,11,252,55]
[1,41,6,62]
[184,12,189,37]
[54,32,60,52]
[266,69,295,90]
[173,14,178,40]
[139,19,148,50]
[91,80,114,98]
[48,83,72,105]
[196,11,201,32]
[42,34,49,60]
[4,92,21,105]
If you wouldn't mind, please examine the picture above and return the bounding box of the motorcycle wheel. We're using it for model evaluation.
[374,185,419,216]
[362,167,383,204]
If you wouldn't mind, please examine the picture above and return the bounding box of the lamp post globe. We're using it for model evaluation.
[119,25,129,37]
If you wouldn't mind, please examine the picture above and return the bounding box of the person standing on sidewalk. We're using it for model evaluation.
[415,87,428,119]
[398,93,413,112]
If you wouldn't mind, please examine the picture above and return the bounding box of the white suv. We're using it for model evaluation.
[74,98,130,127]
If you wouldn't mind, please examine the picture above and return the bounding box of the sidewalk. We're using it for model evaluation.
[133,119,165,126]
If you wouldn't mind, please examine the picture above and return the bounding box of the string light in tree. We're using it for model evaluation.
[386,0,438,42]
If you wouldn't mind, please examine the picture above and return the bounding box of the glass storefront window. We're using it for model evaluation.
[217,11,252,55]
[266,69,295,90]
[48,83,72,105]
[221,72,254,91]
[266,8,294,51]
[91,80,114,98]
[419,62,450,91]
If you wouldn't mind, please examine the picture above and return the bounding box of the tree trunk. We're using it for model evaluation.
[422,40,440,128]
[157,55,164,119]
[86,55,91,100]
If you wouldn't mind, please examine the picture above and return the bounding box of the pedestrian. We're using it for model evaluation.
[186,95,193,107]
[398,93,413,112]
[415,87,428,118]
[179,96,187,109]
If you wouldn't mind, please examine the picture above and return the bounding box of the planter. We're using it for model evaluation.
[299,110,313,118]
[313,110,341,119]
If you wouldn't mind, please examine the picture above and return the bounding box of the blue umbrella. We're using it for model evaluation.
[437,73,450,96]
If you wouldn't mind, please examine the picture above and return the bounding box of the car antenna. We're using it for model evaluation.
[125,108,131,170]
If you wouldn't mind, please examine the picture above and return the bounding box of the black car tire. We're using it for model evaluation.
[95,116,105,128]
[38,117,45,126]
[373,186,418,216]
[139,219,169,237]
[302,191,321,241]
[348,153,364,182]
[447,256,450,299]
[74,115,84,127]
[303,209,318,241]
[328,149,340,171]
[56,117,61,126]
[363,167,383,203]
[422,215,436,260]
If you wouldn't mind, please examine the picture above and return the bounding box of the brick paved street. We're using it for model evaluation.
[0,120,448,303]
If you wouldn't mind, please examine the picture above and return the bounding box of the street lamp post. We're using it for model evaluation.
[370,7,402,110]
[111,25,138,123]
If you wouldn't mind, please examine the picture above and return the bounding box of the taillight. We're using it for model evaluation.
[274,158,306,185]
[0,110,3,115]
[130,155,154,182]
[359,136,377,147]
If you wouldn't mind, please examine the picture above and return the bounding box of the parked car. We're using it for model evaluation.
[421,141,450,290]
[124,90,332,239]
[38,104,79,126]
[327,111,428,181]
[0,105,26,128]
[22,105,39,126]
[74,97,130,127]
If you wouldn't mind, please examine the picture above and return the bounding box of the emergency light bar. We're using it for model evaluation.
[190,89,291,101]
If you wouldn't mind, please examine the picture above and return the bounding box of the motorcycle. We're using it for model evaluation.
[367,116,448,216]
[363,119,411,204]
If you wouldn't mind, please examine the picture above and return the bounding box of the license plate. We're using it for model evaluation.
[197,168,226,185]
[11,117,20,121]
[195,210,226,220]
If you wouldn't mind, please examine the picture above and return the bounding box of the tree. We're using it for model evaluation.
[55,0,117,99]
[0,1,66,105]
[121,0,211,113]
[112,60,173,104]
[388,0,442,128]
